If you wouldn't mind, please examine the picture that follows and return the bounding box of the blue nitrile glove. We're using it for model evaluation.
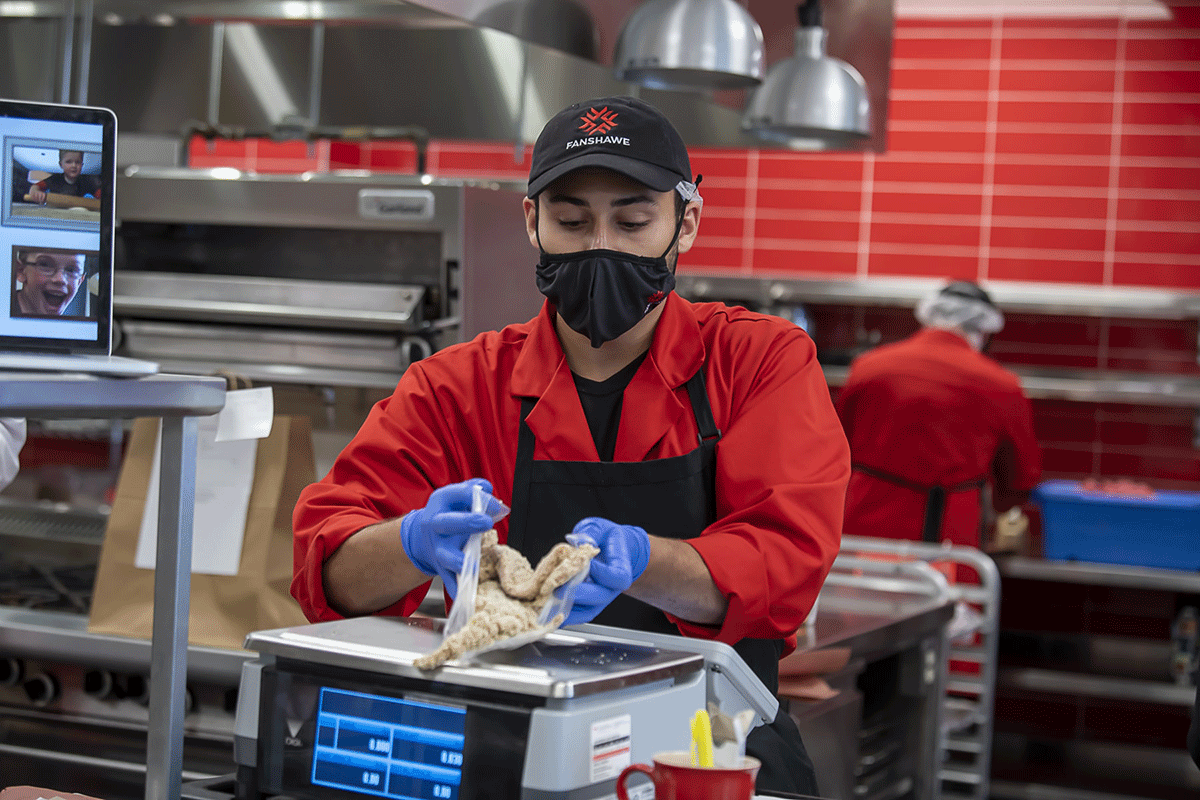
[562,517,651,626]
[399,478,504,598]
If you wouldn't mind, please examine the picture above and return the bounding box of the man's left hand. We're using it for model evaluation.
[562,517,651,626]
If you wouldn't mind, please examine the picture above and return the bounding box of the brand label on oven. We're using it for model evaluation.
[590,714,632,783]
[358,189,435,221]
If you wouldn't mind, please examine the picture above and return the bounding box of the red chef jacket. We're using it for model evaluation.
[293,293,850,653]
[835,327,1041,548]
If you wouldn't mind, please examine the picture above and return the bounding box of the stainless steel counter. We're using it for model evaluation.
[795,582,955,661]
[0,607,248,685]
[996,555,1200,593]
[0,371,226,800]
[0,371,226,419]
[784,576,957,800]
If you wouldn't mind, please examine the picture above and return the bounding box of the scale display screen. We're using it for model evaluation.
[312,687,466,800]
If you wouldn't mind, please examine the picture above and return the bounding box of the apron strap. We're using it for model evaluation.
[684,368,721,445]
[852,462,986,543]
[922,486,947,544]
[506,396,538,552]
[684,368,720,525]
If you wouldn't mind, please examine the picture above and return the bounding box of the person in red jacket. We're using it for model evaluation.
[292,95,850,795]
[835,281,1041,549]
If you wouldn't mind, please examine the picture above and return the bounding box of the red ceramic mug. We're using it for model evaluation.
[616,751,761,800]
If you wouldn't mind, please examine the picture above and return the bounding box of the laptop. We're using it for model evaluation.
[1,97,157,377]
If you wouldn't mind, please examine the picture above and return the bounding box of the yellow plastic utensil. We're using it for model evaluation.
[690,709,714,768]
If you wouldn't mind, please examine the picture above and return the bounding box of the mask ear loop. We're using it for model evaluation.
[533,196,547,254]
[659,174,703,260]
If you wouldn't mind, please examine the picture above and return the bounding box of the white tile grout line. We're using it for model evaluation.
[979,18,1003,281]
[741,150,760,276]
[857,153,874,278]
[890,90,1200,102]
[893,58,1200,70]
[428,142,440,176]
[315,139,330,172]
[896,24,1199,40]
[1103,14,1129,291]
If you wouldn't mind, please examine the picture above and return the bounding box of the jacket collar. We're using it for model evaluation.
[510,293,707,461]
[511,292,706,398]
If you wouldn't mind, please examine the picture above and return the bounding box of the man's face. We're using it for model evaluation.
[16,252,85,315]
[60,152,83,180]
[523,167,699,261]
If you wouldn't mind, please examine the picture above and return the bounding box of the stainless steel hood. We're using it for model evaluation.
[0,0,891,153]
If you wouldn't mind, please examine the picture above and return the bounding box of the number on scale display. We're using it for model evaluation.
[311,687,467,800]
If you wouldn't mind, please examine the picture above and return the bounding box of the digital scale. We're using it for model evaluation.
[231,616,779,800]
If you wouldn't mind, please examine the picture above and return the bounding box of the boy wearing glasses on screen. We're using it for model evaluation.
[12,249,88,317]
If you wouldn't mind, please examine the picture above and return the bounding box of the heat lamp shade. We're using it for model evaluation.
[742,27,871,146]
[614,0,765,91]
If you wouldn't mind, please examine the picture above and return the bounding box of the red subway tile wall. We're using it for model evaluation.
[182,11,1199,490]
[185,14,1200,292]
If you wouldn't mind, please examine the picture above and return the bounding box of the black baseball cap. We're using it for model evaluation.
[527,96,693,198]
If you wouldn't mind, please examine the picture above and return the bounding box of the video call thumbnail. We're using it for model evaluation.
[10,245,100,320]
[8,145,103,228]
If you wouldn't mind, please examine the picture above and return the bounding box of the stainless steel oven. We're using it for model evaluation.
[112,167,533,391]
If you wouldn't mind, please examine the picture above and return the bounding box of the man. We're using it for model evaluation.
[836,281,1041,548]
[293,96,849,794]
[26,150,102,204]
[13,250,87,317]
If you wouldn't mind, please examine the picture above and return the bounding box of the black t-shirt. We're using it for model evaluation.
[572,353,647,462]
[38,172,102,198]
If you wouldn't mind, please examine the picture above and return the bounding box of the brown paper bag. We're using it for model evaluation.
[88,415,313,649]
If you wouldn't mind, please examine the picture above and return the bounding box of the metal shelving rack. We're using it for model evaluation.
[0,372,226,800]
[838,536,1002,800]
[990,556,1200,800]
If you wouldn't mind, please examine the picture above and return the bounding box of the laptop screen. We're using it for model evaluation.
[1,98,116,355]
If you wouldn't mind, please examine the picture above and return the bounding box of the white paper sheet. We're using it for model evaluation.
[134,395,266,576]
[215,386,274,441]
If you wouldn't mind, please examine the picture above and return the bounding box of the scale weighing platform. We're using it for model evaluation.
[230,616,779,800]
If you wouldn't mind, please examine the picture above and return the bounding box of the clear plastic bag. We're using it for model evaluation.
[456,532,593,662]
[534,531,595,627]
[443,484,509,639]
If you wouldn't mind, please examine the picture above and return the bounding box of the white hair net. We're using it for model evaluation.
[915,285,1004,335]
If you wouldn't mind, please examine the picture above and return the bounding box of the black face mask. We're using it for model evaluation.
[536,249,675,348]
[535,206,684,349]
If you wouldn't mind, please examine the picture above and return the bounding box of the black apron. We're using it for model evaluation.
[852,462,986,543]
[507,368,819,796]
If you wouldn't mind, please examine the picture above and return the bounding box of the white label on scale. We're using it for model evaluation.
[590,714,632,784]
[623,785,655,800]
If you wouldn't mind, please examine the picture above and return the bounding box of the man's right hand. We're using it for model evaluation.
[27,187,46,204]
[398,478,503,597]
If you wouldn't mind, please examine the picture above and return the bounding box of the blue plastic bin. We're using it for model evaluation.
[1032,480,1200,571]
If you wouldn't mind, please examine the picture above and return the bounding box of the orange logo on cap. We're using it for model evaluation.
[579,106,619,135]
